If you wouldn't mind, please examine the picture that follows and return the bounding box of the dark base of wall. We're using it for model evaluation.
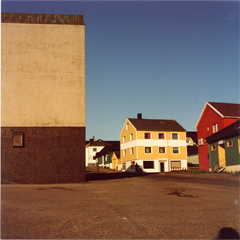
[1,127,86,184]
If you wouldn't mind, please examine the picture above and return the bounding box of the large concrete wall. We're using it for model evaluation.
[1,22,85,127]
[1,13,86,183]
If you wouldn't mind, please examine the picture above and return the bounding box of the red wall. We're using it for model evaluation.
[197,105,239,170]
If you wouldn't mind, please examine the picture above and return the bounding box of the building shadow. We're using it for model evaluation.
[216,227,240,239]
[86,171,149,181]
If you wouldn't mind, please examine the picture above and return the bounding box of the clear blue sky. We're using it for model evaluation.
[2,0,239,141]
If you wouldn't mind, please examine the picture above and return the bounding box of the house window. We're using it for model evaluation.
[144,133,151,139]
[171,161,181,170]
[123,136,126,143]
[130,148,134,155]
[143,161,154,169]
[211,145,216,151]
[145,147,152,154]
[227,140,233,148]
[130,134,133,141]
[213,123,218,133]
[173,147,179,154]
[12,132,24,147]
[158,133,165,139]
[126,123,129,130]
[93,148,97,152]
[122,163,126,170]
[159,147,165,154]
[207,126,209,131]
[123,150,126,157]
[131,161,135,169]
[172,133,178,140]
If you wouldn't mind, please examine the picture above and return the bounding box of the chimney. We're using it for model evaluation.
[93,136,95,142]
[137,113,142,119]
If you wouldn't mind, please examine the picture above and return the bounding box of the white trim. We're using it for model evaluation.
[172,133,179,140]
[159,146,166,154]
[195,102,224,129]
[144,132,152,139]
[121,139,186,149]
[144,146,152,154]
[172,146,180,154]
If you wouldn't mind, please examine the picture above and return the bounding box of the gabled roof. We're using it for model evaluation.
[95,143,120,158]
[128,118,186,132]
[113,151,120,159]
[196,102,240,128]
[86,139,119,147]
[205,120,240,143]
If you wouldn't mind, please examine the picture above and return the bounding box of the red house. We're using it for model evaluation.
[195,102,240,170]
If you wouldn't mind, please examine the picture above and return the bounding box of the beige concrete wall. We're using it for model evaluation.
[1,23,85,127]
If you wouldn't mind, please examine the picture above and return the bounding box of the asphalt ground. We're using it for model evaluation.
[1,168,240,239]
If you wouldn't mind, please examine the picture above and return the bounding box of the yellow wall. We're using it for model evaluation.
[137,146,187,160]
[120,119,136,143]
[1,23,85,127]
[137,131,186,140]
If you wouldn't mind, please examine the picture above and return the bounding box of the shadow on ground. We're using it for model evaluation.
[86,171,148,181]
[215,227,240,239]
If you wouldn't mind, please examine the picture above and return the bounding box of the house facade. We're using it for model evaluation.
[120,114,188,173]
[205,120,240,172]
[195,102,240,170]
[96,142,120,169]
[85,137,112,167]
[111,151,121,171]
[1,13,86,183]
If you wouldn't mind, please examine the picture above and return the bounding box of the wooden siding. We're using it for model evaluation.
[225,137,240,166]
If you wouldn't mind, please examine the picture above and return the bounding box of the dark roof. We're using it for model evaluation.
[86,140,119,147]
[1,13,84,25]
[128,118,186,132]
[209,102,240,118]
[95,142,120,158]
[187,146,198,156]
[205,120,240,143]
[187,131,198,144]
[113,151,120,159]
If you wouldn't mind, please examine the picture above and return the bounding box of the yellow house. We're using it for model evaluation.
[111,151,121,171]
[120,114,188,173]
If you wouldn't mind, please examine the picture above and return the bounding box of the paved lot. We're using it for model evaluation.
[1,169,240,239]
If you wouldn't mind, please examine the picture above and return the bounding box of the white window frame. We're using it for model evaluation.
[172,147,179,154]
[123,150,126,157]
[130,147,134,155]
[145,147,152,154]
[144,132,151,139]
[159,147,166,154]
[172,133,178,140]
[158,133,165,139]
[213,123,218,133]
[123,136,126,143]
[126,123,129,130]
[130,133,133,141]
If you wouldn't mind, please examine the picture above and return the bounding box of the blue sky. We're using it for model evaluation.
[2,1,239,140]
